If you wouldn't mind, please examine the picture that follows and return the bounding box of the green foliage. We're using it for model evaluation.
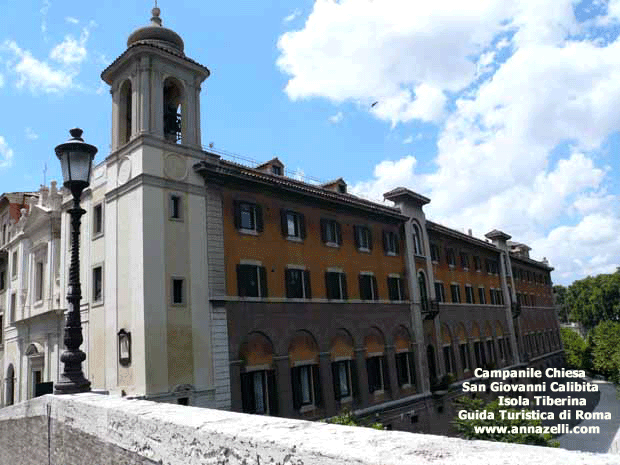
[566,271,620,330]
[325,408,384,430]
[560,327,587,370]
[452,397,558,447]
[553,285,568,323]
[591,321,620,382]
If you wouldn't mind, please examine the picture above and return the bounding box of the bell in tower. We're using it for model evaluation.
[101,7,210,151]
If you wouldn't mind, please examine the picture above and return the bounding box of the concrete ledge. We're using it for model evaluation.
[1,394,619,465]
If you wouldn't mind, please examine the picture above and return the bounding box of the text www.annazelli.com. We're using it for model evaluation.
[473,425,600,435]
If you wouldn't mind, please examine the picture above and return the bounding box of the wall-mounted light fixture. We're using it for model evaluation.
[118,329,131,366]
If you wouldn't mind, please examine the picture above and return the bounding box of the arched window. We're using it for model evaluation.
[394,326,416,390]
[330,329,355,401]
[418,271,428,309]
[456,323,470,374]
[5,364,14,406]
[441,325,455,375]
[365,327,389,395]
[412,223,423,256]
[119,79,132,145]
[289,331,321,411]
[163,77,183,143]
[239,332,277,415]
[426,344,437,385]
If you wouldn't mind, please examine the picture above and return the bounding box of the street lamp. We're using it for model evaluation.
[54,128,97,394]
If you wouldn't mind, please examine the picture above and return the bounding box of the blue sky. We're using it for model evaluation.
[0,0,619,285]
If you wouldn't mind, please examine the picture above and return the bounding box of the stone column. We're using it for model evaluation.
[318,352,336,415]
[384,345,399,398]
[275,356,293,418]
[229,362,242,412]
[354,348,369,407]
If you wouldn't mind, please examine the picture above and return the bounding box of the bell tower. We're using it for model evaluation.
[102,7,210,151]
[96,8,220,407]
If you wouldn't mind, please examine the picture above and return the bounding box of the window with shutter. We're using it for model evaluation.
[325,271,347,300]
[285,268,310,298]
[237,264,267,297]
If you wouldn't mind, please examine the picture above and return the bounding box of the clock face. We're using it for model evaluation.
[164,153,187,180]
[117,158,132,185]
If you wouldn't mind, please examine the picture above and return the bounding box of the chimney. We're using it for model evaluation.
[468,229,472,236]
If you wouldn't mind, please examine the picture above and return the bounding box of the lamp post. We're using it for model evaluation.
[54,128,97,394]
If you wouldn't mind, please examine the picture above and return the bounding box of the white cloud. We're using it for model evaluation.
[40,0,51,35]
[25,127,39,140]
[50,22,94,66]
[50,36,87,65]
[0,73,4,88]
[277,0,578,125]
[350,156,418,202]
[328,111,343,124]
[284,9,301,23]
[280,0,620,283]
[0,136,14,168]
[2,40,74,93]
[403,135,413,144]
[65,16,79,24]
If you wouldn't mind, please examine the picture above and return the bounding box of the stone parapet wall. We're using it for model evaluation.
[0,394,618,465]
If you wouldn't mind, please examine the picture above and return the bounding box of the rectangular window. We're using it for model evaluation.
[473,256,481,271]
[395,352,415,388]
[486,340,496,362]
[169,194,182,220]
[443,346,454,374]
[291,364,320,410]
[285,268,311,299]
[0,270,5,291]
[235,201,263,232]
[354,225,372,251]
[93,203,103,235]
[281,210,305,239]
[434,282,445,303]
[325,271,347,300]
[450,284,461,303]
[383,230,399,255]
[490,288,496,305]
[446,248,456,266]
[465,285,474,304]
[478,287,486,304]
[10,293,16,323]
[35,262,44,302]
[366,356,387,394]
[359,274,378,300]
[12,251,17,278]
[460,252,469,270]
[320,219,341,245]
[241,370,276,415]
[332,360,352,400]
[172,278,184,304]
[459,343,470,371]
[92,266,103,303]
[430,243,440,262]
[387,276,404,301]
[272,165,282,175]
[237,264,267,298]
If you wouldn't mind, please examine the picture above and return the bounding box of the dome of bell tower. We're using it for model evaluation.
[127,7,184,54]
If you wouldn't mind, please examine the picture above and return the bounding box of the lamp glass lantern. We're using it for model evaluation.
[55,128,97,196]
[118,329,131,366]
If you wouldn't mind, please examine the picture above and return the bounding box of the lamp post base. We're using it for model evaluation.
[54,376,91,394]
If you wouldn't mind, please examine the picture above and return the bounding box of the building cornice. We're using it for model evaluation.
[194,160,407,222]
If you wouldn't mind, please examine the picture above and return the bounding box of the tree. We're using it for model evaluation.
[560,327,587,370]
[553,285,568,323]
[452,397,558,447]
[591,321,620,381]
[565,271,620,330]
[325,408,384,430]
